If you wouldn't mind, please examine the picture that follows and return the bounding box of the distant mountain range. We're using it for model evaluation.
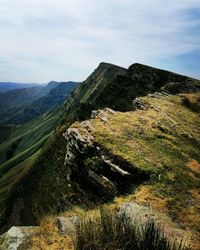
[0,82,42,93]
[0,81,79,124]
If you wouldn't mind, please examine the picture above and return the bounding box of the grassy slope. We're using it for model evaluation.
[0,109,60,217]
[0,151,40,217]
[87,93,200,247]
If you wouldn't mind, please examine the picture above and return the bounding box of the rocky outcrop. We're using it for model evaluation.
[132,97,149,110]
[0,226,38,250]
[119,202,190,246]
[63,108,115,163]
[63,109,149,202]
[55,216,80,236]
[91,108,116,122]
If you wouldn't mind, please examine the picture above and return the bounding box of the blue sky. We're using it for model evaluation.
[0,0,199,82]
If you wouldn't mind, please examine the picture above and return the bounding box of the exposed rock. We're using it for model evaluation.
[63,108,116,165]
[88,169,118,195]
[147,91,171,99]
[101,155,131,177]
[80,120,94,132]
[0,226,38,250]
[63,127,94,160]
[104,108,116,114]
[55,216,80,236]
[119,202,190,245]
[132,98,148,110]
[91,108,115,122]
[63,107,149,202]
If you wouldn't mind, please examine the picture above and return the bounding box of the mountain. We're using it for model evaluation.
[33,80,60,99]
[0,81,79,124]
[60,62,127,122]
[0,63,200,248]
[0,86,43,112]
[60,62,200,123]
[0,82,40,93]
[0,81,62,112]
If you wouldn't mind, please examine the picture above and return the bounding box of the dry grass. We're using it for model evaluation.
[133,185,169,213]
[75,207,189,250]
[31,197,193,249]
[82,93,200,248]
[30,215,74,250]
[181,93,200,112]
[29,206,96,250]
[187,159,200,173]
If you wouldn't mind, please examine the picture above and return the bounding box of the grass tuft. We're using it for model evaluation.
[75,207,188,250]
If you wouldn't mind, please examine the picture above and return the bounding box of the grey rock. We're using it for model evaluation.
[63,126,94,162]
[0,226,38,250]
[55,216,80,236]
[88,169,118,194]
[132,98,148,110]
[91,108,115,122]
[105,108,116,114]
[101,155,131,177]
[148,92,170,99]
[118,202,190,244]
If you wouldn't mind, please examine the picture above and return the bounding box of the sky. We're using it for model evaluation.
[0,0,199,83]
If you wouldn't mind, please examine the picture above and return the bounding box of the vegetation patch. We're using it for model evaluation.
[75,207,188,250]
[88,94,200,247]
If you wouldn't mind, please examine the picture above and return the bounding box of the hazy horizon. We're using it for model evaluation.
[0,0,199,82]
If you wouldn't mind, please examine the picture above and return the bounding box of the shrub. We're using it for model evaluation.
[75,208,188,250]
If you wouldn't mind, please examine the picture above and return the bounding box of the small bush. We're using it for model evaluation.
[75,208,188,250]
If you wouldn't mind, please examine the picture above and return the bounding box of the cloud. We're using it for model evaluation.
[0,0,199,82]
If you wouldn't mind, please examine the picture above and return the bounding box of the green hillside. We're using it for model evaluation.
[0,109,60,218]
[0,79,80,232]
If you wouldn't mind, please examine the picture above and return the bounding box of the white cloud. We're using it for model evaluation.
[0,0,199,82]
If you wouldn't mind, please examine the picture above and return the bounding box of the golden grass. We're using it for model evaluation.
[30,215,74,250]
[133,185,169,213]
[82,93,200,248]
[187,159,200,173]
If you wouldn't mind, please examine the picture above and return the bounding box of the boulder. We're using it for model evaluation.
[118,202,190,245]
[55,216,80,236]
[0,226,38,250]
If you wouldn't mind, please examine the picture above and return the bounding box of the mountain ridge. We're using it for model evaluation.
[1,62,199,230]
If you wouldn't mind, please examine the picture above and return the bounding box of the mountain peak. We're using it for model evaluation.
[98,62,126,70]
